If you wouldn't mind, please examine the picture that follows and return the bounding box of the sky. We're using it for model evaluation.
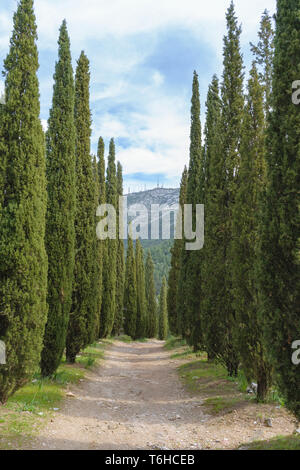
[0,0,277,192]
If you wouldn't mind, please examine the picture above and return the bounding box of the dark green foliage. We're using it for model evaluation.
[66,52,96,362]
[217,1,244,375]
[124,236,137,339]
[97,137,106,205]
[135,239,146,339]
[250,9,275,114]
[232,64,272,401]
[145,251,158,338]
[41,21,76,377]
[258,0,300,418]
[177,71,204,350]
[168,167,187,336]
[201,75,225,363]
[114,162,125,336]
[158,277,168,340]
[100,139,117,338]
[0,0,48,402]
[142,240,172,295]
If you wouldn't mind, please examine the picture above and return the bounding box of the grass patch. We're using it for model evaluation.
[204,396,241,415]
[164,336,187,351]
[117,335,133,343]
[179,360,228,388]
[75,343,105,369]
[170,348,194,359]
[116,335,148,343]
[178,358,249,415]
[227,369,248,393]
[0,340,108,450]
[240,434,300,450]
[52,364,85,386]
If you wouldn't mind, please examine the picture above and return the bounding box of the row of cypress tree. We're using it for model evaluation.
[0,0,159,403]
[168,0,300,421]
[123,237,165,341]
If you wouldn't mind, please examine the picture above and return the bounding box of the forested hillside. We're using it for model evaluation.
[126,187,179,293]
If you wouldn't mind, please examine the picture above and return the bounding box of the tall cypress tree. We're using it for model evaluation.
[177,71,204,350]
[167,166,187,336]
[176,167,188,339]
[124,235,137,339]
[145,251,158,338]
[250,9,275,115]
[97,137,106,337]
[201,75,225,362]
[158,277,168,341]
[114,162,125,336]
[41,21,76,377]
[66,52,95,362]
[0,0,48,401]
[219,1,244,375]
[92,155,101,340]
[100,139,117,338]
[258,0,300,419]
[232,64,272,401]
[135,239,146,339]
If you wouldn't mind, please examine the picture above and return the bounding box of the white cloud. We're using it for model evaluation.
[31,1,276,46]
[152,71,164,87]
[94,114,129,141]
[41,119,48,132]
[0,0,277,187]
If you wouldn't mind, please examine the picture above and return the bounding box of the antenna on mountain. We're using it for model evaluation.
[157,177,160,188]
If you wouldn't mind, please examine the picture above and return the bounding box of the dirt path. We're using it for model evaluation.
[27,340,295,450]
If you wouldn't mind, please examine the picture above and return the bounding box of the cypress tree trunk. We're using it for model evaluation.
[145,251,158,338]
[258,0,300,419]
[0,0,48,402]
[135,239,146,339]
[100,139,117,338]
[124,236,137,339]
[41,21,76,377]
[66,52,95,362]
